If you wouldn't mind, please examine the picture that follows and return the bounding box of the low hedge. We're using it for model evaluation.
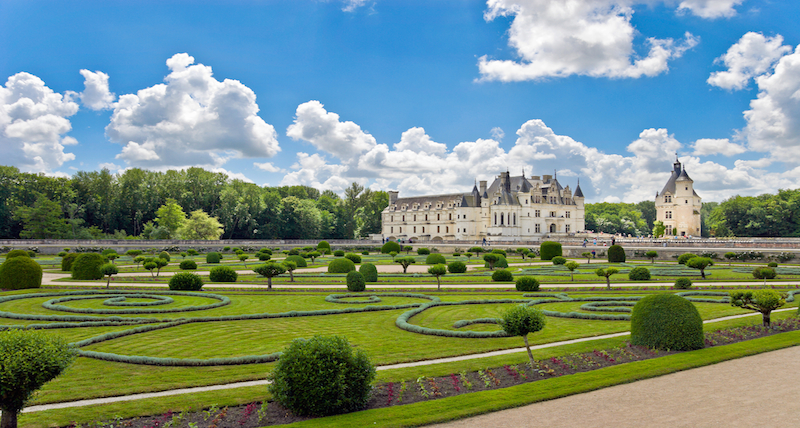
[169,273,204,291]
[209,266,238,282]
[328,258,356,273]
[551,256,567,265]
[333,250,345,257]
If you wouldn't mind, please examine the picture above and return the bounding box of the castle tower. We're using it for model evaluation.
[655,158,701,236]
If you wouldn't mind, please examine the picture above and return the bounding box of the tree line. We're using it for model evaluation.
[0,165,388,240]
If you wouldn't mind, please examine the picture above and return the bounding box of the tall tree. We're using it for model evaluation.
[179,209,224,240]
[14,194,69,239]
[154,198,186,238]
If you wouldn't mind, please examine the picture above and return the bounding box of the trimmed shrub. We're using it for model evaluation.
[288,248,301,256]
[492,269,513,282]
[328,258,356,273]
[179,260,198,270]
[540,241,562,260]
[628,266,651,281]
[71,253,105,280]
[381,241,401,254]
[317,241,331,252]
[752,267,776,280]
[607,245,626,263]
[57,251,67,257]
[209,266,238,282]
[447,261,467,274]
[27,250,36,258]
[286,255,308,268]
[417,248,431,255]
[491,249,507,257]
[767,262,778,268]
[551,256,567,265]
[258,252,271,261]
[0,256,43,290]
[677,253,698,265]
[5,249,30,259]
[361,251,369,255]
[631,293,704,351]
[344,253,362,264]
[259,248,273,255]
[359,263,378,282]
[269,335,375,416]
[158,251,171,262]
[346,271,366,292]
[223,246,231,252]
[484,254,508,269]
[425,253,446,265]
[515,276,540,292]
[61,253,79,272]
[333,250,345,257]
[206,252,222,263]
[674,278,692,289]
[169,272,204,291]
[186,249,199,256]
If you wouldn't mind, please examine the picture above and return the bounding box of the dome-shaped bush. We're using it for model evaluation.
[628,266,651,281]
[333,250,345,257]
[515,276,539,292]
[209,266,238,282]
[286,255,308,268]
[491,249,507,257]
[206,252,222,263]
[159,251,171,262]
[179,260,198,270]
[767,262,778,268]
[492,269,513,282]
[61,253,79,272]
[485,255,509,269]
[71,253,106,280]
[752,267,776,279]
[551,256,567,265]
[359,263,378,282]
[381,241,401,254]
[416,248,430,255]
[674,278,692,289]
[425,253,446,265]
[328,258,356,273]
[0,256,42,290]
[258,252,271,261]
[346,271,366,291]
[317,241,331,251]
[344,253,361,264]
[540,241,562,260]
[607,245,626,263]
[5,249,30,259]
[677,253,698,265]
[169,272,204,291]
[447,261,467,274]
[631,293,703,351]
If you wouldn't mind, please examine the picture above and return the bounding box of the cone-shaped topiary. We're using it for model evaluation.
[346,271,366,291]
[0,256,42,290]
[71,253,105,280]
[631,293,703,351]
[425,253,446,265]
[359,263,378,282]
[285,255,308,268]
[540,241,562,260]
[607,245,626,263]
[328,258,356,273]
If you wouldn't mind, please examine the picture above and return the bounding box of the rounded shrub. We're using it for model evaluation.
[417,248,431,255]
[540,241,562,260]
[346,271,366,292]
[71,253,105,280]
[484,255,509,269]
[223,246,231,252]
[61,252,79,272]
[359,263,378,282]
[492,269,514,282]
[57,251,67,257]
[269,335,375,416]
[515,276,540,292]
[258,252,271,261]
[628,266,651,281]
[158,251,171,262]
[0,256,43,290]
[286,255,308,268]
[317,241,331,252]
[344,253,362,264]
[333,250,345,257]
[767,262,778,268]
[674,278,692,289]
[381,241,401,254]
[607,245,626,263]
[206,252,222,264]
[27,250,36,258]
[361,251,369,255]
[551,256,567,265]
[5,249,30,259]
[447,261,467,274]
[260,248,273,255]
[179,260,198,270]
[168,272,204,291]
[425,253,446,265]
[209,266,238,282]
[677,253,698,265]
[631,293,704,351]
[752,267,776,279]
[328,258,356,273]
[490,249,507,258]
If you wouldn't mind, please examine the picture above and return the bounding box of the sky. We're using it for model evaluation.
[1,0,800,204]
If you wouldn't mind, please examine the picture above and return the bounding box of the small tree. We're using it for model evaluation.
[98,263,118,289]
[238,254,249,267]
[389,251,398,261]
[464,252,473,262]
[652,220,666,238]
[308,251,321,264]
[595,267,619,290]
[483,253,500,270]
[730,290,786,326]
[395,257,416,273]
[516,248,530,260]
[564,261,580,281]
[133,256,145,270]
[428,264,447,291]
[685,257,713,279]
[645,250,658,264]
[468,246,484,255]
[581,252,592,264]
[253,262,287,290]
[499,305,546,366]
[283,261,297,282]
[403,245,413,254]
[154,257,169,277]
[0,330,76,428]
[724,252,736,266]
[126,249,142,258]
[143,261,157,278]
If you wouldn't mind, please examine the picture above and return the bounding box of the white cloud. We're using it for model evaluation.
[393,127,447,155]
[254,162,285,173]
[106,53,279,169]
[281,152,351,192]
[708,32,792,90]
[491,127,505,141]
[98,162,122,171]
[286,100,377,160]
[77,69,115,110]
[210,167,255,183]
[691,138,746,156]
[478,0,698,82]
[0,72,79,174]
[342,0,368,12]
[677,0,744,18]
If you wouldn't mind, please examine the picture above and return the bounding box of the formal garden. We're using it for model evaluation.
[1,241,799,427]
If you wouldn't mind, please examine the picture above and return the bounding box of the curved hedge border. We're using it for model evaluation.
[325,294,383,304]
[42,292,229,315]
[453,318,500,328]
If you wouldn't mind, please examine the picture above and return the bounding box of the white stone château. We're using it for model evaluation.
[381,171,585,242]
[655,158,702,236]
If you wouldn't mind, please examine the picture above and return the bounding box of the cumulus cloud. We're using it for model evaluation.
[281,152,352,192]
[393,127,447,155]
[342,0,368,12]
[210,167,255,183]
[254,162,285,173]
[286,100,377,160]
[0,72,79,174]
[691,138,746,156]
[77,69,115,110]
[477,0,698,82]
[491,127,505,141]
[677,0,743,18]
[708,32,792,90]
[106,53,279,169]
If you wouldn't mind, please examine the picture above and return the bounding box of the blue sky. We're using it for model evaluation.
[2,0,800,203]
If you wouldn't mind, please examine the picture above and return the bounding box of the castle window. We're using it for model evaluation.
[666,211,672,219]
[391,227,393,233]
[414,226,417,233]
[500,213,505,225]
[494,213,497,225]
[391,216,394,222]
[685,200,688,204]
[422,227,425,233]
[437,214,440,221]
[525,199,528,204]
[414,215,417,221]
[513,213,516,225]
[665,195,672,203]
[449,213,452,220]
[535,210,540,217]
[685,187,688,190]
[550,224,556,233]
[402,215,405,221]
[446,226,449,233]
[566,211,571,218]
[399,227,402,233]
[535,224,541,233]
[550,211,556,217]
[425,214,428,221]
[566,224,571,233]
[437,226,440,233]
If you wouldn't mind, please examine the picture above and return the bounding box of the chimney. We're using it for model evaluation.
[479,180,487,194]
[543,174,552,182]
[388,191,399,205]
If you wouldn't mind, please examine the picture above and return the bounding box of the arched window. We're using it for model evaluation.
[437,214,440,221]
[494,213,497,225]
[513,213,516,225]
[449,213,452,220]
[550,224,556,233]
[414,226,417,233]
[446,226,449,233]
[437,226,440,233]
[500,213,505,225]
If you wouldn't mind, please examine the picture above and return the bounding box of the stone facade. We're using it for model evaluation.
[655,158,702,236]
[381,171,585,242]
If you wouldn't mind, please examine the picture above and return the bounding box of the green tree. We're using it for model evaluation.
[645,250,658,263]
[595,268,619,290]
[99,263,119,289]
[652,220,666,238]
[685,257,713,279]
[499,305,547,366]
[483,253,500,270]
[395,257,416,273]
[179,209,224,240]
[13,194,69,239]
[730,290,786,326]
[154,198,186,238]
[427,264,447,290]
[564,261,580,281]
[253,262,286,290]
[283,261,297,282]
[581,252,592,263]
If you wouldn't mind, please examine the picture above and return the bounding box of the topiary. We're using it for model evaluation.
[179,260,198,270]
[328,258,356,273]
[286,255,308,268]
[71,253,105,280]
[484,254,508,269]
[674,278,692,289]
[447,261,467,274]
[223,246,231,252]
[344,253,362,264]
[258,252,271,261]
[630,293,704,351]
[677,253,698,265]
[317,241,331,252]
[209,266,238,282]
[417,248,431,255]
[515,276,539,292]
[492,269,513,282]
[628,266,651,281]
[287,248,300,256]
[752,267,776,279]
[0,256,42,290]
[260,248,273,255]
[361,251,369,256]
[158,251,171,262]
[540,241,562,260]
[551,256,567,265]
[359,263,378,282]
[767,262,778,268]
[346,271,366,292]
[425,253,446,265]
[206,252,222,263]
[491,249,506,257]
[61,253,79,272]
[333,250,345,257]
[57,251,67,257]
[381,241,401,254]
[169,272,204,291]
[607,245,626,263]
[269,335,375,416]
[5,249,30,259]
